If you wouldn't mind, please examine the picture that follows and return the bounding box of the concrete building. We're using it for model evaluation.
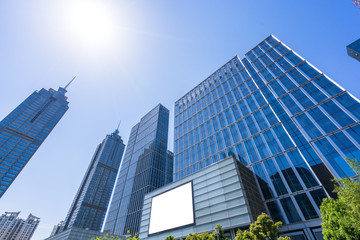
[0,212,40,240]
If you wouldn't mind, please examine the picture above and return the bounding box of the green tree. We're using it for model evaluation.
[235,213,290,240]
[320,158,360,240]
[92,232,140,240]
[184,225,226,240]
[165,235,176,240]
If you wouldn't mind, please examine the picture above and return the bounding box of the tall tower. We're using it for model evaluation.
[104,104,173,235]
[0,80,73,198]
[173,35,360,238]
[62,129,126,232]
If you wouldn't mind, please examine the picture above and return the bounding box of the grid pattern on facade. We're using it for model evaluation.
[140,157,264,240]
[0,87,69,198]
[104,104,173,235]
[173,35,360,227]
[62,130,126,232]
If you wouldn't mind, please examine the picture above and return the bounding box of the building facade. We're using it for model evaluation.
[61,129,126,232]
[139,156,265,240]
[45,227,125,240]
[0,212,40,240]
[347,38,360,62]
[0,84,71,198]
[50,221,64,237]
[173,35,360,239]
[104,104,173,235]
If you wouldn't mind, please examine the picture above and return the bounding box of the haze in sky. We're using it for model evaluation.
[0,1,359,239]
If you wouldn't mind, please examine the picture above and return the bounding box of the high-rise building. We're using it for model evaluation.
[347,38,360,62]
[173,35,360,239]
[0,212,40,240]
[104,104,173,235]
[50,221,64,237]
[0,80,73,198]
[61,129,126,232]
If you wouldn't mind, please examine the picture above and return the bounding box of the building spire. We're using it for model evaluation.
[64,76,76,89]
[116,120,121,131]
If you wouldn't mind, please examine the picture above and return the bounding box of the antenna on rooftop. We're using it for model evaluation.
[64,76,76,89]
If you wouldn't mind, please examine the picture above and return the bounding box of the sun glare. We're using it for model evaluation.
[61,1,117,53]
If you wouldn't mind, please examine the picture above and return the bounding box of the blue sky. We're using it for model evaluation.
[0,1,359,239]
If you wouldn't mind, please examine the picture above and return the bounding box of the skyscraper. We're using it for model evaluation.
[347,38,360,62]
[174,35,360,239]
[0,212,40,240]
[62,129,126,232]
[0,80,73,198]
[104,104,173,235]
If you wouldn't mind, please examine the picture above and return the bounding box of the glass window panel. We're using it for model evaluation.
[268,63,283,77]
[314,138,354,178]
[264,159,288,196]
[280,197,302,223]
[321,100,355,127]
[335,92,360,120]
[276,57,292,71]
[280,95,302,115]
[295,113,322,139]
[307,107,338,134]
[275,154,303,192]
[288,149,318,188]
[294,193,319,220]
[259,68,274,83]
[285,52,303,66]
[237,119,249,139]
[298,62,321,79]
[313,75,342,97]
[310,188,328,209]
[253,135,270,159]
[274,43,290,55]
[253,163,274,199]
[291,89,314,110]
[244,139,259,163]
[266,201,285,222]
[229,124,240,144]
[235,142,248,165]
[288,68,308,85]
[302,82,327,104]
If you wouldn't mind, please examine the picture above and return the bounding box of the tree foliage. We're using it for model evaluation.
[235,213,290,240]
[92,232,139,240]
[165,235,176,240]
[183,224,226,240]
[320,158,360,240]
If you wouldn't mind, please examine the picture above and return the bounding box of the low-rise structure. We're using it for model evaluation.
[139,156,265,239]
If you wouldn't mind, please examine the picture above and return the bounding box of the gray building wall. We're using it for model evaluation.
[139,156,265,240]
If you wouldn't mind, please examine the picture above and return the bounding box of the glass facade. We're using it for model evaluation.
[104,104,173,235]
[0,86,69,198]
[174,35,360,227]
[347,38,360,62]
[62,129,125,232]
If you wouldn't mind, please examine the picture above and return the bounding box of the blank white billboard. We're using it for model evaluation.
[148,181,194,235]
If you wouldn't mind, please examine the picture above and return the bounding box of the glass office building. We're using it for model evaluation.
[0,85,70,198]
[347,38,360,62]
[104,104,173,235]
[174,35,360,238]
[62,129,125,232]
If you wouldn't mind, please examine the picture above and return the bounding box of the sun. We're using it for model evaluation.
[60,0,117,53]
